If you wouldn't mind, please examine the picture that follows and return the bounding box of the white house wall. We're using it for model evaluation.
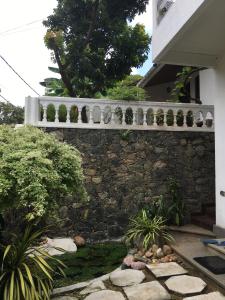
[200,55,225,231]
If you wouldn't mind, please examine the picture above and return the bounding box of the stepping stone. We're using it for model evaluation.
[110,269,145,287]
[184,292,225,300]
[165,275,207,295]
[80,281,106,295]
[146,262,188,278]
[84,290,125,300]
[42,238,77,256]
[53,281,90,296]
[124,281,171,300]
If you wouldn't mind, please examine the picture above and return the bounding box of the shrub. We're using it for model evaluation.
[125,209,173,250]
[167,177,185,226]
[0,126,87,222]
[0,224,65,300]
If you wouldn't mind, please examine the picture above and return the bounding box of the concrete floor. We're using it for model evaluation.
[170,226,225,291]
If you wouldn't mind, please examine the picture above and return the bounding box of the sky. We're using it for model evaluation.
[0,1,152,107]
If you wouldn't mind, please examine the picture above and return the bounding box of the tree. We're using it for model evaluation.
[105,75,147,101]
[0,126,87,223]
[43,0,150,97]
[40,66,67,96]
[0,101,24,124]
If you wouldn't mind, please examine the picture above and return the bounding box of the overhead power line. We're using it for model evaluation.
[0,55,40,96]
[0,19,44,36]
[0,93,9,102]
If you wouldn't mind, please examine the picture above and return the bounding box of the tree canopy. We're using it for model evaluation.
[105,75,147,101]
[0,101,24,125]
[44,0,150,97]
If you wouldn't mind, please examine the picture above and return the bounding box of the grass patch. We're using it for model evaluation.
[52,242,127,288]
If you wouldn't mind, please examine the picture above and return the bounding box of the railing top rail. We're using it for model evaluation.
[35,96,214,110]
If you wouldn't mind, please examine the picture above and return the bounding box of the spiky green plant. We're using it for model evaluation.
[0,225,66,300]
[125,209,173,250]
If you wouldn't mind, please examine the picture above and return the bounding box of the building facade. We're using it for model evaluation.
[152,0,225,234]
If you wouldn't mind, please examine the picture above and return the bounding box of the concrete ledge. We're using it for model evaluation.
[213,225,225,238]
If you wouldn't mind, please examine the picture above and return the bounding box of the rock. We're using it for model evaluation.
[165,275,207,295]
[123,255,134,267]
[163,245,172,256]
[137,250,145,256]
[146,262,188,278]
[184,292,225,300]
[145,251,153,258]
[134,255,148,263]
[86,169,96,176]
[156,248,164,259]
[128,248,138,255]
[152,244,159,254]
[80,281,106,295]
[123,281,171,300]
[59,206,68,218]
[110,269,145,287]
[42,238,77,256]
[92,177,102,184]
[153,161,167,170]
[160,256,170,263]
[73,236,85,247]
[131,261,146,270]
[84,290,125,300]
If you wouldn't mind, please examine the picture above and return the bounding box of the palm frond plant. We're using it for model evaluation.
[0,224,66,300]
[125,209,173,250]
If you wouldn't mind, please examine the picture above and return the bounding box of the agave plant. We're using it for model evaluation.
[125,209,173,250]
[0,225,66,300]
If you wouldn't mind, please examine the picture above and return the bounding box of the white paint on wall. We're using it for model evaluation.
[213,54,225,229]
[200,54,225,229]
[152,0,205,62]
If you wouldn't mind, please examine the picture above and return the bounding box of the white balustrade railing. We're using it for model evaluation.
[25,96,214,132]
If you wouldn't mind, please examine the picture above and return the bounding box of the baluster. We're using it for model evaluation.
[202,112,207,128]
[89,107,94,124]
[183,112,187,127]
[163,111,167,126]
[43,105,47,123]
[153,110,157,126]
[143,109,147,126]
[55,105,59,123]
[112,109,116,125]
[135,109,139,125]
[173,111,177,127]
[122,109,126,125]
[66,105,71,123]
[78,107,82,124]
[100,107,104,124]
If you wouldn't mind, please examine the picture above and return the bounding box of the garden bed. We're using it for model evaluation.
[52,242,127,288]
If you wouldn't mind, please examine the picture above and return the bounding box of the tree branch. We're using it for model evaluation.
[83,0,99,49]
[53,47,76,97]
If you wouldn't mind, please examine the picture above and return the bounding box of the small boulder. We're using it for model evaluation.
[163,245,172,256]
[123,255,134,267]
[74,236,85,247]
[152,244,159,255]
[134,255,148,263]
[145,251,153,259]
[131,261,146,270]
[156,248,164,259]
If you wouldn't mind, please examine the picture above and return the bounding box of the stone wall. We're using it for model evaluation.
[46,128,215,240]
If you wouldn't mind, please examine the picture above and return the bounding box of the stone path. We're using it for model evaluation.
[52,261,225,300]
